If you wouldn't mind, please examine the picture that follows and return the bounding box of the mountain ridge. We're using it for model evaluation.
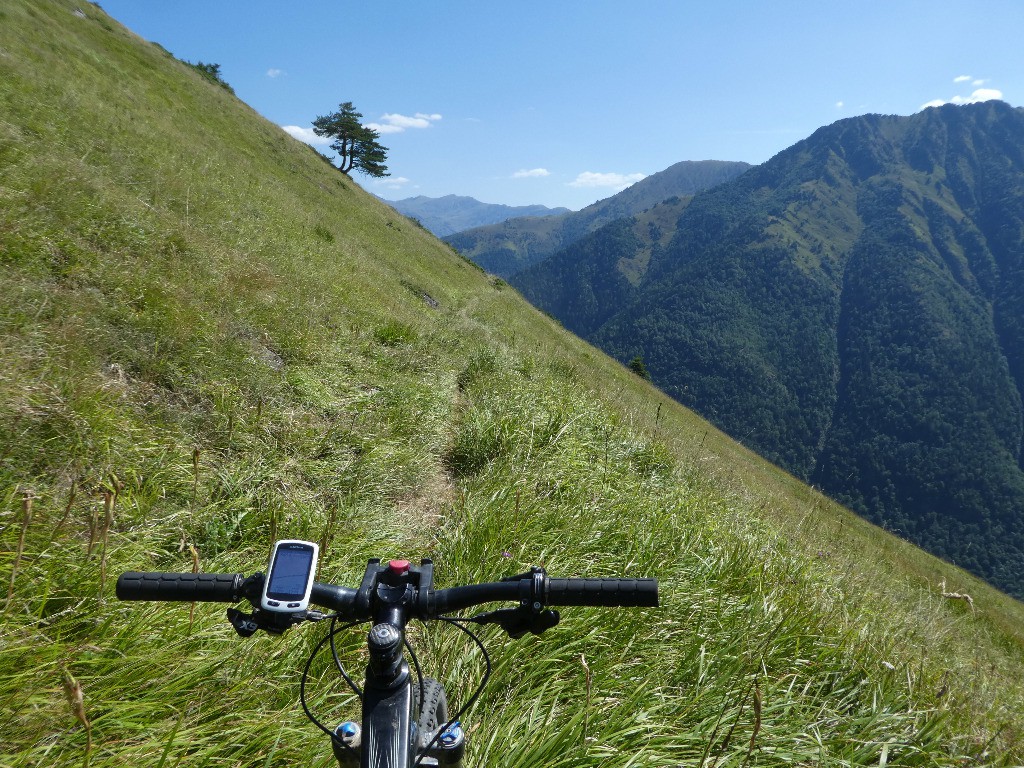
[515,101,1024,597]
[383,193,569,237]
[445,159,751,276]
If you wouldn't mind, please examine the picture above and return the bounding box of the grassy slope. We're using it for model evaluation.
[1,2,1023,766]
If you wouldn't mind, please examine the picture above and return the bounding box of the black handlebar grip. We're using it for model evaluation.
[545,578,659,607]
[116,572,244,602]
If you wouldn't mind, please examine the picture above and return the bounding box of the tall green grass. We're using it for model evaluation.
[2,1,1023,766]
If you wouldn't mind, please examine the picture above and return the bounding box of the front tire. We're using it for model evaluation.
[415,677,449,739]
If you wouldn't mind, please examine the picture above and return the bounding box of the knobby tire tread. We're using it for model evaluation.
[417,677,448,734]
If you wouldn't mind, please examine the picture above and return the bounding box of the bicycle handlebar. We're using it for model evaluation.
[116,570,659,616]
[117,560,657,768]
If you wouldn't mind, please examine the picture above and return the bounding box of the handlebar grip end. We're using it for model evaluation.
[116,572,244,602]
[546,577,659,608]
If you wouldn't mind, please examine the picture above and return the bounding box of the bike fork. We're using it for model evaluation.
[332,720,466,767]
[332,620,466,767]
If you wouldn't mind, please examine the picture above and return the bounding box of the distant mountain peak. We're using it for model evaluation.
[445,159,752,277]
[383,195,570,237]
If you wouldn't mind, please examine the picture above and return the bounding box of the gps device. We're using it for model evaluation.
[260,540,319,612]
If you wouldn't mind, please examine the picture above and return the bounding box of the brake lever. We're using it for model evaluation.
[469,606,560,639]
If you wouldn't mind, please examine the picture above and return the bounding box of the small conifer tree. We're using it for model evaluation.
[312,102,390,178]
[628,356,650,380]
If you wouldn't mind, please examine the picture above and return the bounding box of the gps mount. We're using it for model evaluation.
[226,573,326,636]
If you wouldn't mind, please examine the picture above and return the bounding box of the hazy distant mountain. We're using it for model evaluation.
[445,160,751,277]
[514,101,1024,597]
[384,194,569,237]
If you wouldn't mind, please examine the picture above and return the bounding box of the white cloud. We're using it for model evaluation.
[281,125,331,146]
[973,78,988,86]
[365,112,442,134]
[835,100,844,108]
[513,168,550,178]
[962,87,1002,102]
[920,87,1003,111]
[953,74,972,83]
[568,171,646,189]
[373,176,411,190]
[267,68,284,78]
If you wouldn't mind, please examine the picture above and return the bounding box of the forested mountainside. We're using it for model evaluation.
[384,194,569,237]
[444,159,750,276]
[514,102,1024,598]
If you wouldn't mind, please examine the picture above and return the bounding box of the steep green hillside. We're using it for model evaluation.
[445,160,750,277]
[2,3,1024,766]
[515,104,1024,600]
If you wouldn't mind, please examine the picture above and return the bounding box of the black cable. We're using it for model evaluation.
[413,616,492,768]
[300,622,349,739]
[301,614,494,767]
[404,632,426,725]
[440,616,492,716]
[300,617,365,762]
[330,615,365,698]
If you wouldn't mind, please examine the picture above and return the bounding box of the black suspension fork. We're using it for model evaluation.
[332,611,417,768]
[335,559,464,767]
[360,567,419,767]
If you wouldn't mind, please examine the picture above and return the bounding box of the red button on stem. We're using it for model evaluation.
[388,559,411,575]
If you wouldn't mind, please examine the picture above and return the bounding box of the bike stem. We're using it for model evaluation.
[335,558,464,768]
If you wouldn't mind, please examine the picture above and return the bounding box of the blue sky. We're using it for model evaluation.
[99,1,1021,210]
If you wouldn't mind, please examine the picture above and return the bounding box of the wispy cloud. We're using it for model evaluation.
[967,88,1002,102]
[921,87,1003,110]
[283,111,441,146]
[835,100,844,109]
[281,125,331,146]
[512,168,550,179]
[373,176,412,190]
[267,68,284,78]
[953,74,972,83]
[365,113,442,134]
[568,171,646,189]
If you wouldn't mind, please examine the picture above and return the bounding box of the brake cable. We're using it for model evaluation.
[296,614,493,768]
[412,616,491,768]
[329,616,365,698]
[299,618,364,742]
